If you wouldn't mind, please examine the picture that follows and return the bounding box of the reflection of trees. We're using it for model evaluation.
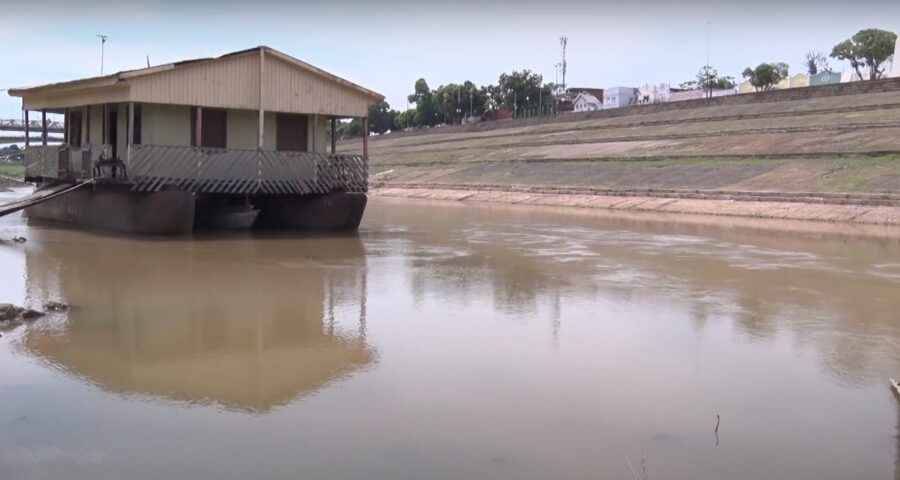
[19,233,374,414]
[379,199,900,386]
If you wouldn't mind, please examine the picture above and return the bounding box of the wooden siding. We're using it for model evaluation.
[128,52,260,110]
[263,55,372,117]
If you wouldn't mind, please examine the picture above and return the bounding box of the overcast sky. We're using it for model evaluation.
[3,0,899,118]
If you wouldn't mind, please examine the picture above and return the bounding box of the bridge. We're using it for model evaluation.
[0,119,65,145]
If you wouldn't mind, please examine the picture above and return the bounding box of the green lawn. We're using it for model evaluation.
[0,163,25,179]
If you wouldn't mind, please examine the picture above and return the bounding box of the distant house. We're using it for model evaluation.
[572,92,603,112]
[638,83,683,104]
[603,87,638,109]
[739,73,808,93]
[890,37,900,78]
[667,88,736,102]
[566,87,605,100]
[810,71,841,86]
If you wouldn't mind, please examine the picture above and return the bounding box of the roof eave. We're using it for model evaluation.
[8,74,121,98]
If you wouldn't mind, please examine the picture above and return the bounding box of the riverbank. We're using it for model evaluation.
[372,184,900,226]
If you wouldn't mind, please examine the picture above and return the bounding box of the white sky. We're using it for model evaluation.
[2,0,899,118]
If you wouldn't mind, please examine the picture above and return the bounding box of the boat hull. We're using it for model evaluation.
[26,184,195,235]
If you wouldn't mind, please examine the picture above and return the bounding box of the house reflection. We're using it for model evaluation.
[18,232,374,414]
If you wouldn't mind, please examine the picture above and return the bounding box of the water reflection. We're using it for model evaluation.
[16,232,373,414]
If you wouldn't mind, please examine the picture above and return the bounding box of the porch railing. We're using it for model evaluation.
[25,144,109,181]
[128,145,368,194]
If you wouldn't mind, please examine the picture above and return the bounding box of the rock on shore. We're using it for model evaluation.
[0,303,46,330]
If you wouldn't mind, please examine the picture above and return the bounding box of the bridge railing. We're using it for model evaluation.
[128,144,368,194]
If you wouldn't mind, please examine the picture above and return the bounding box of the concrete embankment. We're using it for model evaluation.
[372,184,900,226]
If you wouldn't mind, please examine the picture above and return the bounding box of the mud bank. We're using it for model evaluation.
[372,186,900,226]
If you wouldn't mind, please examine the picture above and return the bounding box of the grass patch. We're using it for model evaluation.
[818,154,900,191]
[0,163,25,179]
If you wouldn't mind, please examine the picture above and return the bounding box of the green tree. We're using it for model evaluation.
[831,28,897,80]
[496,70,553,117]
[393,109,417,131]
[407,78,439,127]
[804,51,830,75]
[367,101,398,134]
[742,62,790,92]
[679,65,736,92]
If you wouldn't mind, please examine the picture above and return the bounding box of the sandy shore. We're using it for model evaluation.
[372,185,900,226]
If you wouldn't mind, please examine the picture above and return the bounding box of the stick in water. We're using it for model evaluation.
[714,414,721,447]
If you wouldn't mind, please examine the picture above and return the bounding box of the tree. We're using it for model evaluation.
[495,70,554,116]
[393,109,417,131]
[407,78,439,127]
[804,51,831,75]
[367,101,398,135]
[831,28,897,81]
[742,62,790,92]
[679,65,736,92]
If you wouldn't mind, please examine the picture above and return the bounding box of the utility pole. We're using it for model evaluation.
[97,34,108,75]
[705,22,711,99]
[559,36,568,93]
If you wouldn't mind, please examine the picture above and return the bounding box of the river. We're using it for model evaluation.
[1,193,899,480]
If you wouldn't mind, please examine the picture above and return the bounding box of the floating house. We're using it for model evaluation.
[8,46,384,234]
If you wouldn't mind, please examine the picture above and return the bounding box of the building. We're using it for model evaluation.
[638,83,679,104]
[891,37,900,78]
[603,87,638,109]
[8,46,384,234]
[572,92,603,112]
[810,71,841,86]
[739,73,809,93]
[667,88,737,102]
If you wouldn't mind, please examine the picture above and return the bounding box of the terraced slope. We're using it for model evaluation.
[344,87,900,195]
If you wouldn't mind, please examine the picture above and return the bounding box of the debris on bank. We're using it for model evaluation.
[0,303,45,330]
[43,301,69,311]
[891,378,900,400]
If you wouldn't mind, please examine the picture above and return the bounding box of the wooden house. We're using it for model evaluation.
[8,46,384,234]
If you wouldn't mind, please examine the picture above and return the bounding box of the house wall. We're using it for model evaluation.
[140,104,192,147]
[226,109,258,150]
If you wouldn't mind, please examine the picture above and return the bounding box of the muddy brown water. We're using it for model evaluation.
[1,191,900,480]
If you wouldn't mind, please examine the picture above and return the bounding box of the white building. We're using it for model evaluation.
[603,87,638,109]
[638,83,674,104]
[891,36,900,78]
[572,92,603,112]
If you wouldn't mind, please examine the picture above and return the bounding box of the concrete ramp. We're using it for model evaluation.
[0,181,92,218]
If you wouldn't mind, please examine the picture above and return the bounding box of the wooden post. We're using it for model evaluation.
[102,104,108,144]
[64,108,69,144]
[82,106,89,147]
[127,102,134,165]
[195,106,203,148]
[23,110,29,148]
[258,48,265,150]
[41,110,47,146]
[331,117,337,154]
[362,117,369,157]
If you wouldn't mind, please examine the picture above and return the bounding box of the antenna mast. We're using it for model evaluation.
[96,34,108,75]
[559,36,568,93]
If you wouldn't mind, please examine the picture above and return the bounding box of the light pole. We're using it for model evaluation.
[97,34,108,75]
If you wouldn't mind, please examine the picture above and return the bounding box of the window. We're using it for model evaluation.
[276,113,309,152]
[69,110,83,148]
[133,104,142,145]
[191,107,227,149]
